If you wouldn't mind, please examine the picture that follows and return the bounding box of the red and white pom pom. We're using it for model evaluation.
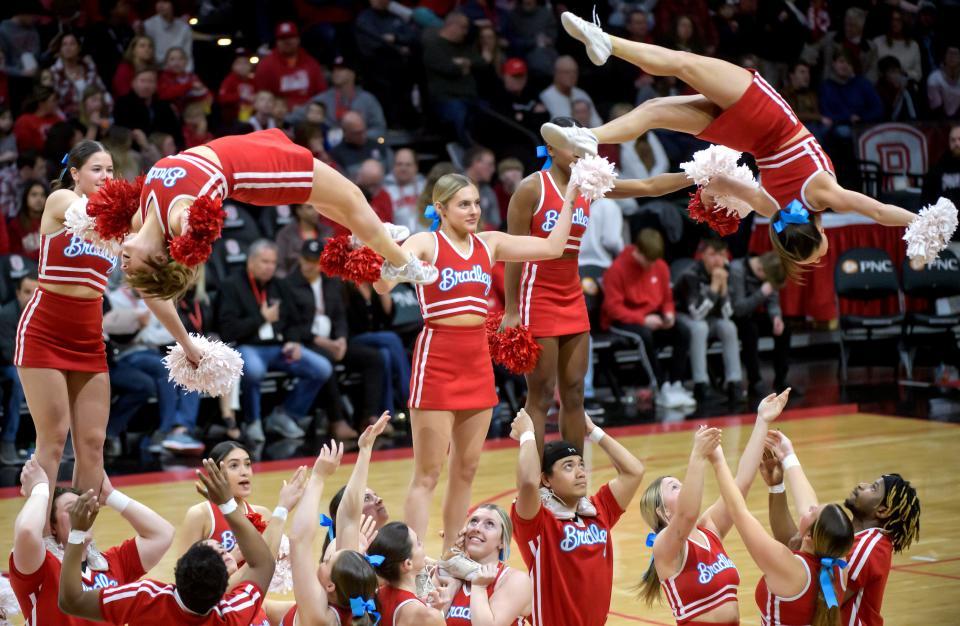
[0,574,20,626]
[269,534,294,594]
[687,188,741,237]
[86,175,144,243]
[344,245,384,283]
[681,144,757,218]
[904,197,959,264]
[169,196,225,267]
[570,154,617,201]
[163,334,243,397]
[485,311,542,374]
[319,234,353,280]
[63,197,123,255]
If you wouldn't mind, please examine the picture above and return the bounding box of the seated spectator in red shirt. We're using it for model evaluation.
[218,52,255,125]
[7,179,45,259]
[13,87,65,153]
[254,22,327,109]
[112,35,156,98]
[58,460,275,626]
[601,228,694,409]
[158,46,212,113]
[182,102,214,148]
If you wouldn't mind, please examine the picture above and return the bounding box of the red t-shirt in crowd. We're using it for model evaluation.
[600,247,674,330]
[253,49,326,108]
[99,580,265,625]
[7,538,145,626]
[7,216,41,260]
[13,112,65,152]
[843,528,894,626]
[511,483,625,626]
[218,72,256,123]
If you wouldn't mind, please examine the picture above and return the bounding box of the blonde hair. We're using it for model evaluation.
[416,162,457,226]
[635,477,670,605]
[810,504,855,626]
[432,173,474,206]
[475,503,513,561]
[127,258,199,301]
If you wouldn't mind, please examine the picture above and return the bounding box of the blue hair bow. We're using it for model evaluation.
[424,204,441,232]
[818,557,848,608]
[645,532,657,548]
[61,152,69,165]
[536,145,552,171]
[773,199,810,233]
[365,554,386,567]
[319,514,335,541]
[349,596,382,626]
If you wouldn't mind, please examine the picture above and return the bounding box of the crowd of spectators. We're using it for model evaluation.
[0,0,958,463]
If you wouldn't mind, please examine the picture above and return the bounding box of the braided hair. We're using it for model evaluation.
[880,474,920,553]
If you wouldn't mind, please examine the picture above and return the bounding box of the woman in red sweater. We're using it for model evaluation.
[600,228,694,409]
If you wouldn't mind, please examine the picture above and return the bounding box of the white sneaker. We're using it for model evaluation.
[561,11,613,66]
[539,486,575,520]
[351,222,410,248]
[670,381,698,409]
[381,252,439,284]
[656,382,686,409]
[438,553,481,581]
[540,123,599,157]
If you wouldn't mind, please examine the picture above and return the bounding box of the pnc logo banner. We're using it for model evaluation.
[841,259,894,274]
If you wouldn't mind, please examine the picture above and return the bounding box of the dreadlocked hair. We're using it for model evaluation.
[634,477,669,606]
[880,474,920,553]
[126,258,200,300]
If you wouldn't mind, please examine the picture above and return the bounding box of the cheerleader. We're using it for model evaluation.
[368,522,446,626]
[373,173,576,554]
[279,416,392,626]
[14,140,199,514]
[548,15,941,277]
[637,390,789,626]
[437,504,530,626]
[708,431,854,626]
[175,441,305,569]
[510,409,645,626]
[758,433,921,626]
[117,128,437,300]
[502,115,691,462]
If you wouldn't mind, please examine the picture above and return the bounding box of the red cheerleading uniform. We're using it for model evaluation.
[517,170,590,338]
[250,608,270,626]
[661,527,740,625]
[206,499,257,553]
[410,231,498,411]
[842,528,893,626]
[755,551,844,626]
[696,70,835,211]
[279,603,353,625]
[15,226,117,372]
[376,585,424,626]
[511,483,625,626]
[8,538,145,626]
[445,563,525,625]
[141,128,315,237]
[99,580,265,625]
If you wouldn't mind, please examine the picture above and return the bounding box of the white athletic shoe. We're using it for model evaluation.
[380,252,439,284]
[539,486,597,520]
[540,123,599,157]
[670,381,698,409]
[351,222,410,248]
[561,11,613,66]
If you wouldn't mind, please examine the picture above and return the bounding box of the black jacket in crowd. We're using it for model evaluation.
[673,261,734,321]
[284,269,350,346]
[216,272,300,346]
[0,298,21,366]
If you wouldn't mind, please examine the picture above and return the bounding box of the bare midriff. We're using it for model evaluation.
[429,313,487,327]
[38,281,104,300]
[776,126,811,152]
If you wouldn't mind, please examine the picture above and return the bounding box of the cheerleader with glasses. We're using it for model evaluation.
[545,14,957,277]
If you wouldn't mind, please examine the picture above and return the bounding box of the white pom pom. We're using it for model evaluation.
[163,334,243,397]
[0,575,19,625]
[63,197,123,255]
[269,534,294,594]
[570,154,617,201]
[681,145,758,218]
[903,197,959,265]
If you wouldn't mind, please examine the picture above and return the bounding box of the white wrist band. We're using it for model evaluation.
[30,483,49,499]
[782,454,800,471]
[106,490,132,513]
[67,530,89,545]
[519,432,535,446]
[272,506,289,521]
[588,427,606,443]
[769,483,786,494]
[218,499,239,515]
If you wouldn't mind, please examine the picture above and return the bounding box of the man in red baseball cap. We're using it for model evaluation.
[254,21,327,108]
[492,57,549,134]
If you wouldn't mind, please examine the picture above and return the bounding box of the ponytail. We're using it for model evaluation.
[809,504,855,626]
[634,478,669,605]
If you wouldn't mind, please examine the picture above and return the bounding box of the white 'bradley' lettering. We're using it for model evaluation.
[541,207,589,232]
[63,236,117,269]
[559,523,608,552]
[145,165,187,188]
[697,554,736,584]
[438,265,492,295]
